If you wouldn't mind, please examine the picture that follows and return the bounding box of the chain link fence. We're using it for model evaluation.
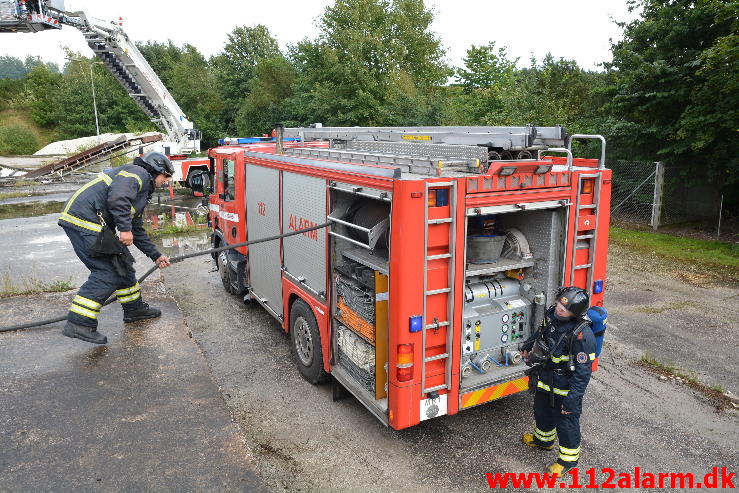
[608,160,659,227]
[608,160,724,232]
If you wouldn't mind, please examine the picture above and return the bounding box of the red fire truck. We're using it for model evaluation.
[201,125,611,431]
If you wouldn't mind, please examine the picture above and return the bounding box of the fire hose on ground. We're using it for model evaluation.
[0,222,330,333]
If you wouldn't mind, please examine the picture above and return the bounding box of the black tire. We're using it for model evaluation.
[290,299,328,384]
[217,250,238,295]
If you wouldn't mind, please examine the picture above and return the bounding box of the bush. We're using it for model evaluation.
[0,125,39,155]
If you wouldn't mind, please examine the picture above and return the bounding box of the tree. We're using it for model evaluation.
[235,55,295,135]
[605,0,738,198]
[285,0,450,126]
[25,65,62,127]
[0,56,26,80]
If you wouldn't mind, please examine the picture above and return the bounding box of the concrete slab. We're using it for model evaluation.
[0,286,266,493]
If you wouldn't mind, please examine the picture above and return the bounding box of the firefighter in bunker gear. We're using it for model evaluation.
[520,287,596,474]
[58,152,174,344]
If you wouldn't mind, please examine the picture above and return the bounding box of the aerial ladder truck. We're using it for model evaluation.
[0,0,201,163]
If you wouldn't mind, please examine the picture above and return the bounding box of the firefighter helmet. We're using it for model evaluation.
[554,286,590,317]
[140,152,174,177]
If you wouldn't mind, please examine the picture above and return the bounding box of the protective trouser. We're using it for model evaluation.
[532,391,582,467]
[63,226,144,328]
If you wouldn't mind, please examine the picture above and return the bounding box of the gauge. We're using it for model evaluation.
[502,314,510,323]
[502,324,509,332]
[501,334,509,343]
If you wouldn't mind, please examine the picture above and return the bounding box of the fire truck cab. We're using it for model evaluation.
[204,125,611,431]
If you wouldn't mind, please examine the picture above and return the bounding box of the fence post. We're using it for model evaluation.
[650,161,664,230]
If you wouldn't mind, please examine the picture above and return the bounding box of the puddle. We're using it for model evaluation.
[0,201,64,220]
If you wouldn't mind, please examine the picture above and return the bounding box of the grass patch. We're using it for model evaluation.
[610,226,739,279]
[633,301,696,314]
[0,190,36,200]
[0,108,56,150]
[6,178,38,188]
[146,223,206,239]
[637,354,732,411]
[0,272,74,298]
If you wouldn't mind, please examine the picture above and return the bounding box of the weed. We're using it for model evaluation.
[0,272,75,298]
[637,354,732,411]
[7,178,37,188]
[146,224,206,239]
[0,190,34,200]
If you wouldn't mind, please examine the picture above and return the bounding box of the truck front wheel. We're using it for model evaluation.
[290,299,328,384]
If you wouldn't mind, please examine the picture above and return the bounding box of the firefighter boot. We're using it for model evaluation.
[62,320,107,345]
[546,462,572,476]
[123,302,162,323]
[522,433,555,451]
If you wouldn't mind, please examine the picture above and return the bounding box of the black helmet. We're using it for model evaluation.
[140,152,174,177]
[554,286,590,317]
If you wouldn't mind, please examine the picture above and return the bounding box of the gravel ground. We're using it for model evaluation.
[163,244,738,493]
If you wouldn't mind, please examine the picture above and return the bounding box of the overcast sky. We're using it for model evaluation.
[1,0,637,71]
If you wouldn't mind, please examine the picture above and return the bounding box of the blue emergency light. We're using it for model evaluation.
[409,315,423,332]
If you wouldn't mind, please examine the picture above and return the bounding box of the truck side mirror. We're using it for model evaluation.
[190,171,210,195]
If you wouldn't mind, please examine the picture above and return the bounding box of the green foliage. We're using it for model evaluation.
[0,124,40,155]
[284,0,450,127]
[0,55,26,80]
[25,65,62,127]
[236,55,295,136]
[605,0,738,198]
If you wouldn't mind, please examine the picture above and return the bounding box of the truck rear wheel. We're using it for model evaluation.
[217,251,238,295]
[290,299,328,384]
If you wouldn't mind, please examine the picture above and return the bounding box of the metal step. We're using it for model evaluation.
[428,218,453,224]
[427,253,451,260]
[423,384,448,393]
[425,321,450,329]
[425,288,451,295]
[574,264,592,269]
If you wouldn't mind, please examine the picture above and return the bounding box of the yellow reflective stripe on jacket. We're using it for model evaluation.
[115,283,140,296]
[536,380,570,396]
[589,353,596,360]
[117,170,142,191]
[73,295,102,310]
[59,212,103,232]
[551,355,570,363]
[99,172,112,185]
[63,176,106,214]
[69,304,99,320]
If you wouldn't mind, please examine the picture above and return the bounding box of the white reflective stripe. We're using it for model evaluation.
[559,445,581,455]
[64,177,105,214]
[535,427,556,437]
[209,203,220,212]
[118,170,143,191]
[559,453,579,462]
[117,291,141,304]
[73,295,101,310]
[115,283,140,296]
[219,211,239,222]
[537,381,551,391]
[60,212,103,232]
[552,387,570,396]
[69,304,99,320]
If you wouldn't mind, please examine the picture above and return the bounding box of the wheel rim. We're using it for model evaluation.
[293,316,313,366]
[218,252,229,283]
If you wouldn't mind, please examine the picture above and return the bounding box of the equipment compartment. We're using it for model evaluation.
[461,207,566,390]
[329,185,390,410]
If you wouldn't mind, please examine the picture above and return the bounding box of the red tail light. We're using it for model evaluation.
[396,344,414,382]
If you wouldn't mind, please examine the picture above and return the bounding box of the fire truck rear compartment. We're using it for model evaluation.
[460,207,566,392]
[329,188,391,419]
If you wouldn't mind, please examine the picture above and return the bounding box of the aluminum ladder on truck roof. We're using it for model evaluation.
[283,125,568,149]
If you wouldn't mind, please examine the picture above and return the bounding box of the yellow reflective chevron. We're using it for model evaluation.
[59,212,102,232]
[117,170,142,191]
